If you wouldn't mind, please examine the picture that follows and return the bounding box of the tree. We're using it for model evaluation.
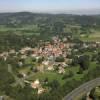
[44,77,48,83]
[55,56,64,62]
[71,56,79,66]
[0,61,15,93]
[77,67,83,74]
[37,57,44,64]
[78,55,90,70]
[62,71,74,80]
[97,52,100,63]
[49,80,60,90]
[89,88,95,99]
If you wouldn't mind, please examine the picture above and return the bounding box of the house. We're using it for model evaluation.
[58,67,65,74]
[83,43,89,48]
[20,47,32,54]
[21,55,27,59]
[21,73,27,78]
[38,65,45,72]
[42,60,49,66]
[9,49,16,54]
[31,54,37,57]
[38,87,45,94]
[0,52,9,57]
[62,62,68,68]
[31,79,46,94]
[31,79,40,89]
[47,65,54,71]
[0,52,9,61]
[18,61,23,67]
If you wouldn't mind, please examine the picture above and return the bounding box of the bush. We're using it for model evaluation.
[55,56,64,62]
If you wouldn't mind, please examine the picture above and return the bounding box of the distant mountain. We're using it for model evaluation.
[0,12,100,26]
[49,9,100,15]
[69,9,100,15]
[0,8,100,15]
[0,9,100,15]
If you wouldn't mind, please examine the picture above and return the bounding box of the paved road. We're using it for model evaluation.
[63,78,100,100]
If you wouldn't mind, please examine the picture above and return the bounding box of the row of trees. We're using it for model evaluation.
[0,33,39,52]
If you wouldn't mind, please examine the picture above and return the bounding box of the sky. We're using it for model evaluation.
[0,0,100,13]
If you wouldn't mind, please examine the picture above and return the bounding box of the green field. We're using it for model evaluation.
[0,25,40,36]
[80,31,100,42]
[17,60,97,87]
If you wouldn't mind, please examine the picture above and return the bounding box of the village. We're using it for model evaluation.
[0,35,100,95]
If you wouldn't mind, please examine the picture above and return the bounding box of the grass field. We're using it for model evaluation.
[80,31,100,42]
[18,61,97,87]
[18,65,80,85]
[19,65,88,86]
[0,25,40,36]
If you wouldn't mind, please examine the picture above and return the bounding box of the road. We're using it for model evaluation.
[8,64,25,88]
[63,77,100,100]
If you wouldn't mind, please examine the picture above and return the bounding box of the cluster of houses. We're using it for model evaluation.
[0,36,74,75]
[18,36,74,73]
[0,36,100,73]
[19,36,73,57]
[82,41,100,49]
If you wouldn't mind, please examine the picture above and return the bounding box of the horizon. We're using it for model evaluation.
[0,0,100,14]
[0,9,100,15]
